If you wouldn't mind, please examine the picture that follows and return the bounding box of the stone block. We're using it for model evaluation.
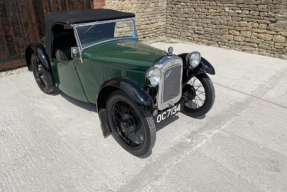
[253,29,267,33]
[260,12,275,17]
[210,1,216,6]
[246,38,264,44]
[239,21,247,27]
[266,31,277,35]
[234,36,245,41]
[268,21,287,32]
[258,34,273,41]
[220,29,229,34]
[280,32,287,37]
[247,22,258,28]
[258,5,268,9]
[259,24,267,29]
[274,43,286,48]
[241,31,252,37]
[242,10,250,14]
[243,18,258,22]
[241,46,256,51]
[235,26,249,31]
[273,35,286,43]
[228,21,238,27]
[231,17,242,21]
[275,12,287,20]
[258,20,271,24]
[222,35,234,41]
[229,30,240,36]
[250,11,259,16]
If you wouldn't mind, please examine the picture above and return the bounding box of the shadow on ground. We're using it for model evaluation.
[51,86,207,131]
[51,87,97,113]
[50,87,207,159]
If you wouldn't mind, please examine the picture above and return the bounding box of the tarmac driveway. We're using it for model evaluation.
[1,42,287,192]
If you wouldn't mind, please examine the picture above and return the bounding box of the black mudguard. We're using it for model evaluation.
[192,57,215,75]
[179,53,215,87]
[97,77,154,137]
[25,42,52,73]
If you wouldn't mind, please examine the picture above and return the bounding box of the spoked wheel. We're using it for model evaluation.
[112,100,145,147]
[182,73,215,117]
[107,90,156,156]
[31,54,54,93]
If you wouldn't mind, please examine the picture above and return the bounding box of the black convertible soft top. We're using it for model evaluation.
[45,9,135,61]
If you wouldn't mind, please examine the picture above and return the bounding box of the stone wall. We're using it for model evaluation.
[103,0,167,42]
[104,0,287,59]
[167,0,287,59]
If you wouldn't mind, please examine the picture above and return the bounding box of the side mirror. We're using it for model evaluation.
[71,47,78,58]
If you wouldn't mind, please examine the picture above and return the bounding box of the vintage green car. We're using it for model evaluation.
[25,9,215,156]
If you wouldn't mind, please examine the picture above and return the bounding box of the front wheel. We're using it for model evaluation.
[106,90,156,156]
[182,73,215,117]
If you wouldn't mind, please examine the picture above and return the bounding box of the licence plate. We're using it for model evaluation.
[154,103,183,124]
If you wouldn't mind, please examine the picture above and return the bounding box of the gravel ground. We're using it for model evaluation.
[0,66,29,78]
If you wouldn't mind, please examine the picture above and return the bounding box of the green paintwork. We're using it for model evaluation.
[84,39,166,71]
[52,58,60,85]
[41,37,46,45]
[52,39,167,104]
[54,59,88,102]
[73,53,99,103]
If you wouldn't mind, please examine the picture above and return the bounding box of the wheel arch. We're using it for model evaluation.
[97,85,119,111]
[97,77,154,112]
[96,77,154,138]
[25,42,52,73]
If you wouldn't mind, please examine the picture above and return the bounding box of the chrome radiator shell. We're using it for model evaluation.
[153,56,183,110]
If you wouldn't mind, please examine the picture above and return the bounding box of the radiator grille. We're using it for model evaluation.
[163,65,181,103]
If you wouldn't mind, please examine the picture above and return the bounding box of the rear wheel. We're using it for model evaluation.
[31,54,54,93]
[107,90,156,156]
[182,73,215,117]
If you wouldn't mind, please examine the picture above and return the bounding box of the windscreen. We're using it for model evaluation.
[75,19,136,48]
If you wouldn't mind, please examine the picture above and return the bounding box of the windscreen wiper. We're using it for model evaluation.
[85,22,98,33]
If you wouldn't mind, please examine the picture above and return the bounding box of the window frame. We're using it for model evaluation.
[73,17,138,52]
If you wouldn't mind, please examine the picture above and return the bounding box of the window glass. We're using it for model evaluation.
[76,19,136,48]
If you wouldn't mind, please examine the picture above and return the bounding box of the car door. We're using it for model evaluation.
[73,53,100,104]
[54,58,88,102]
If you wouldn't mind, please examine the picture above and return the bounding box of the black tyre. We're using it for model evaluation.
[182,73,215,117]
[107,90,156,156]
[31,54,54,94]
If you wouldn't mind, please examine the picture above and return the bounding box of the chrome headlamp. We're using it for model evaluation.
[146,67,161,87]
[186,51,201,69]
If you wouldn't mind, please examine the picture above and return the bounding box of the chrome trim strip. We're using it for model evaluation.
[133,19,138,38]
[72,24,83,63]
[73,25,82,50]
[73,17,136,27]
[82,37,137,51]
